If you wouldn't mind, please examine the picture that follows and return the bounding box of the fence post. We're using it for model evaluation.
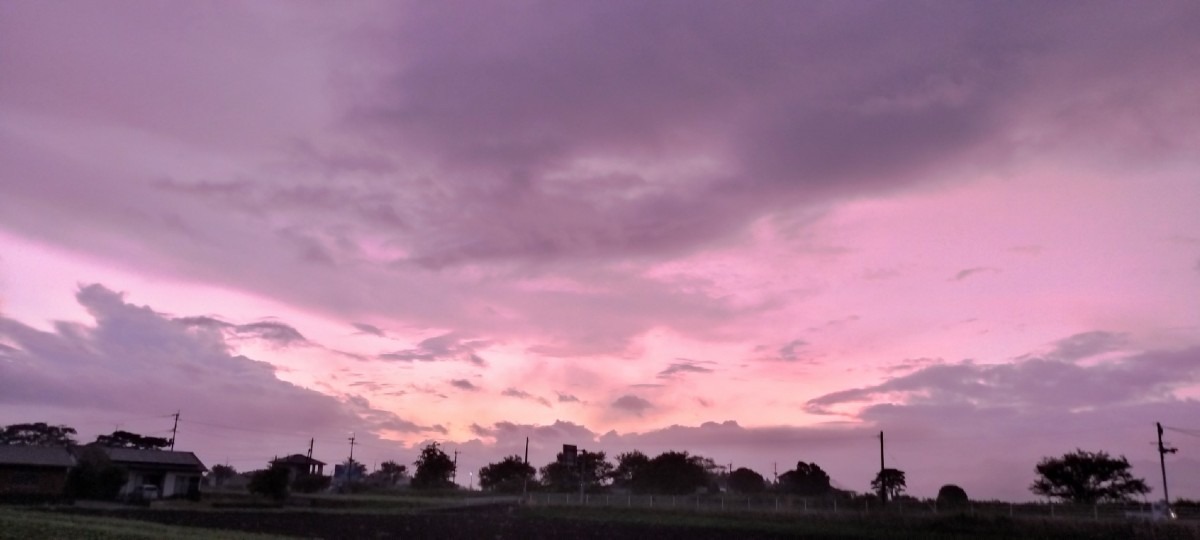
[721,496,725,511]
[650,495,654,508]
[803,499,808,513]
[673,495,676,508]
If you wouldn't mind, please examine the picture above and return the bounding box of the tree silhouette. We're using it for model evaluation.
[412,442,456,489]
[612,450,650,491]
[778,461,832,496]
[372,460,407,486]
[728,467,766,493]
[94,430,172,450]
[1030,449,1149,504]
[936,484,969,510]
[540,449,612,492]
[636,451,709,495]
[209,464,237,487]
[249,464,290,500]
[65,446,128,501]
[1,422,78,446]
[479,455,534,493]
[871,468,906,501]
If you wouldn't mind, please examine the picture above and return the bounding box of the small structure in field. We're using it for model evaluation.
[0,445,75,501]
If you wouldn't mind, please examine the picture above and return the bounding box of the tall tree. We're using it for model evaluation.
[539,449,612,492]
[728,467,766,494]
[0,422,78,446]
[778,461,832,496]
[412,442,456,489]
[871,468,906,501]
[635,451,709,495]
[479,455,534,493]
[612,451,650,491]
[94,430,172,450]
[1030,449,1150,504]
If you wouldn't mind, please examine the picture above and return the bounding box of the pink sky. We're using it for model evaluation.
[2,1,1199,501]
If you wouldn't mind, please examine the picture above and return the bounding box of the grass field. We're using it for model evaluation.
[6,494,1200,539]
[0,507,288,540]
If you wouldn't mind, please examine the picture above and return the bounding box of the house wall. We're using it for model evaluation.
[0,466,69,496]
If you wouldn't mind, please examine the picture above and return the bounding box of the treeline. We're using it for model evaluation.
[3,422,1167,506]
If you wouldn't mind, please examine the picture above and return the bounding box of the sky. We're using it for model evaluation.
[1,1,1199,501]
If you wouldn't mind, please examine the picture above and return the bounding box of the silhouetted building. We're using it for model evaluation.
[0,446,75,501]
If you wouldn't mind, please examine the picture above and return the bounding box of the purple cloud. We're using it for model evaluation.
[612,394,654,416]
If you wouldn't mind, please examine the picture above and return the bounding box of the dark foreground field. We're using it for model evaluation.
[28,504,1200,540]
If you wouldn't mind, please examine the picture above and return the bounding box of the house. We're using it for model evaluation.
[270,454,325,483]
[96,447,207,499]
[0,445,75,501]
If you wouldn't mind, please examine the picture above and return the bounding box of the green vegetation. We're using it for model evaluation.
[0,507,287,540]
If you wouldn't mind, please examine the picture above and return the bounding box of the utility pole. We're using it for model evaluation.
[879,431,886,505]
[170,411,180,451]
[773,462,778,485]
[348,433,356,463]
[453,450,459,486]
[1157,422,1178,507]
[307,438,315,473]
[523,437,530,498]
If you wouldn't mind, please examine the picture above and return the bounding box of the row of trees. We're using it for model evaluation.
[2,423,1156,504]
[0,422,172,450]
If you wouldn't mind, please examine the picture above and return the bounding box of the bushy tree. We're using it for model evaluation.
[540,449,612,492]
[612,450,650,491]
[635,451,709,495]
[1,422,78,446]
[65,446,128,501]
[479,455,534,493]
[94,430,172,450]
[728,467,766,494]
[936,484,969,510]
[1031,449,1149,504]
[871,468,906,502]
[369,460,407,486]
[208,464,237,487]
[412,442,456,489]
[292,473,331,493]
[778,461,832,496]
[249,464,290,500]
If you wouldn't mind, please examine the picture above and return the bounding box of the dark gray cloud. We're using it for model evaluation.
[379,333,488,366]
[612,394,654,416]
[174,315,307,347]
[807,342,1200,414]
[657,359,714,379]
[949,267,999,282]
[449,379,480,392]
[556,392,581,403]
[501,388,551,407]
[0,284,442,446]
[352,322,386,337]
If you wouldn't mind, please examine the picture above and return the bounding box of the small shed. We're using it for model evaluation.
[0,445,75,501]
[98,447,207,499]
[270,454,326,483]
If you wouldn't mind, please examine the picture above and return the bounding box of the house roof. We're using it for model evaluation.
[0,445,76,468]
[271,453,325,466]
[98,447,207,472]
